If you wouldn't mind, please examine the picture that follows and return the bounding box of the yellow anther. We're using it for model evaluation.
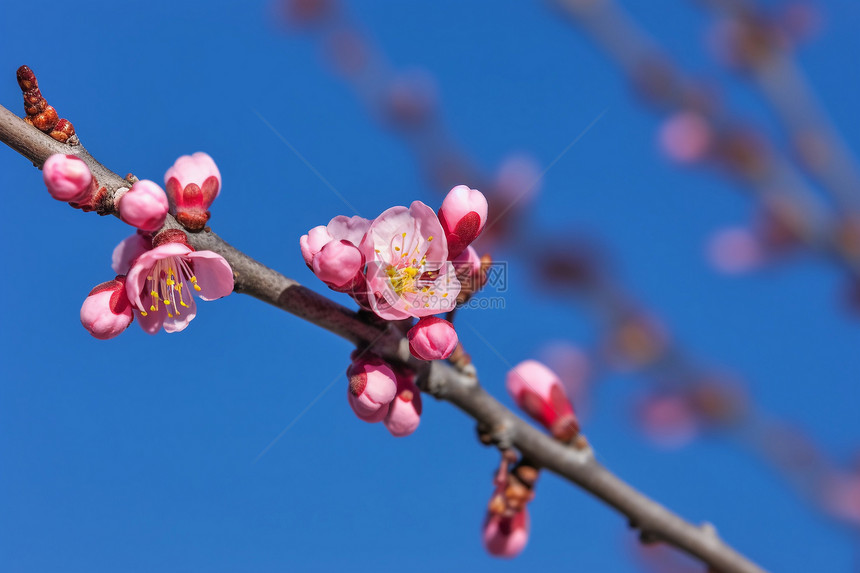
[180,301,188,308]
[150,305,156,311]
[167,312,173,318]
[427,236,433,241]
[394,246,400,251]
[193,285,202,292]
[164,300,171,305]
[442,293,448,297]
[140,311,148,317]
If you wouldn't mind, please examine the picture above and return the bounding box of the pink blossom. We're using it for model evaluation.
[300,225,333,267]
[635,393,699,450]
[482,509,529,558]
[125,232,234,334]
[300,215,371,268]
[453,245,483,291]
[658,111,713,164]
[360,201,460,320]
[312,240,364,290]
[112,232,153,274]
[506,360,579,441]
[327,214,372,245]
[384,368,422,437]
[80,276,134,340]
[821,472,860,525]
[707,227,763,274]
[346,354,398,422]
[493,154,542,207]
[407,316,458,360]
[164,152,221,232]
[117,180,169,232]
[42,154,92,202]
[439,185,488,259]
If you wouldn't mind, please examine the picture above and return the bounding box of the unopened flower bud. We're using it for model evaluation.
[439,185,488,259]
[118,180,169,232]
[164,152,221,232]
[453,245,482,283]
[482,509,529,558]
[42,154,92,202]
[407,316,458,360]
[347,354,397,422]
[80,276,134,340]
[300,225,333,267]
[384,369,422,437]
[312,240,364,289]
[506,360,579,441]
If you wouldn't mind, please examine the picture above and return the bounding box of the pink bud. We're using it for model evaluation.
[300,225,334,267]
[506,360,579,441]
[42,154,93,202]
[453,245,483,289]
[346,354,397,422]
[117,180,169,232]
[384,369,422,437]
[80,276,134,340]
[407,316,458,360]
[439,185,488,259]
[482,509,529,558]
[164,152,221,232]
[312,240,364,289]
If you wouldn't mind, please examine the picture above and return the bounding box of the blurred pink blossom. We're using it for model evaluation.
[707,226,764,274]
[658,112,713,164]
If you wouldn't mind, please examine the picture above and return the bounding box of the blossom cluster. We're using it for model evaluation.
[479,359,580,558]
[302,185,489,436]
[42,152,233,339]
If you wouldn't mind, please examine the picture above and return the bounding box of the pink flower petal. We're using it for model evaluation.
[136,306,167,335]
[161,295,197,333]
[112,233,151,274]
[126,243,193,310]
[327,215,371,245]
[186,250,235,301]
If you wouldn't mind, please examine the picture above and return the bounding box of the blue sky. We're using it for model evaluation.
[2,1,860,571]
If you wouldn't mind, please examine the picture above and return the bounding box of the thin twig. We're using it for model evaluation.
[0,102,767,573]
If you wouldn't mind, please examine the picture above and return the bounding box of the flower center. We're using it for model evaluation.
[140,255,202,318]
[382,232,446,312]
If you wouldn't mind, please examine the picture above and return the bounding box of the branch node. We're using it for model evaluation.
[476,419,515,450]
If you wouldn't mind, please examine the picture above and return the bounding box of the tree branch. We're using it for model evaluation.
[0,102,767,573]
